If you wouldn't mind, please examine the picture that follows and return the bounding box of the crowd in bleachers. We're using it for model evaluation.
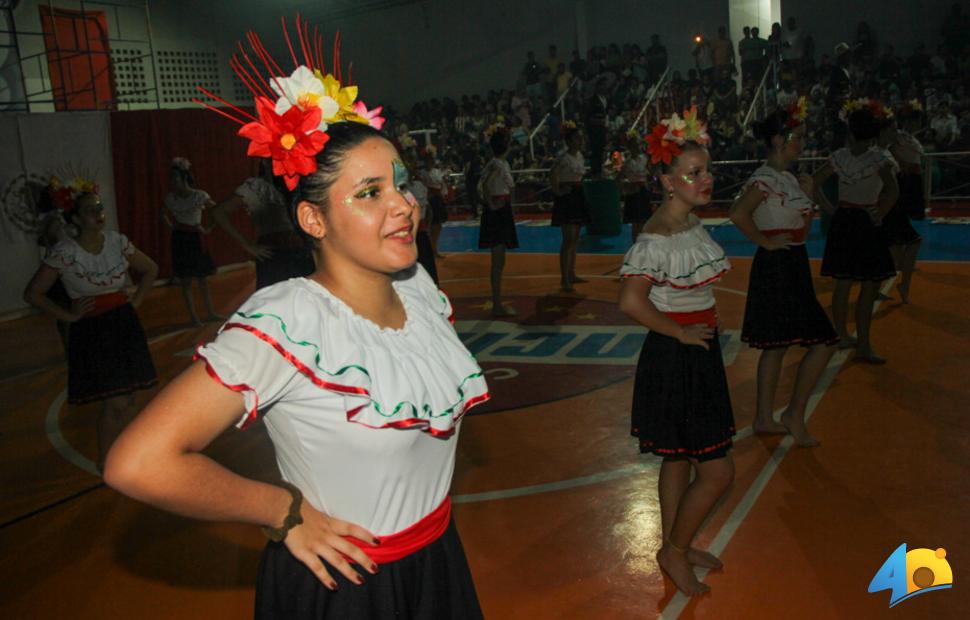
[380,5,970,208]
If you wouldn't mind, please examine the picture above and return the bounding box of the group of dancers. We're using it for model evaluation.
[17,14,927,615]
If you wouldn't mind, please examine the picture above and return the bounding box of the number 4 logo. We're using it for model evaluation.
[869,543,954,608]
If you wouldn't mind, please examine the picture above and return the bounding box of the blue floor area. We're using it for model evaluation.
[439,219,970,261]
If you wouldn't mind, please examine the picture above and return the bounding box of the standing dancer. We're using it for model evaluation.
[814,100,898,364]
[24,182,158,470]
[620,135,652,242]
[212,159,315,290]
[162,157,222,324]
[730,102,838,447]
[419,152,448,258]
[550,121,590,291]
[105,19,489,618]
[879,101,925,303]
[478,128,519,316]
[619,108,734,596]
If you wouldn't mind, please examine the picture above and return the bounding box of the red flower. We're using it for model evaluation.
[52,187,75,212]
[645,123,681,166]
[239,97,329,190]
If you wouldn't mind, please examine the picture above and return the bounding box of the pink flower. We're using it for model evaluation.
[353,100,385,130]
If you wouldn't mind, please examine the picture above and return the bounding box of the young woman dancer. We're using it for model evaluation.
[879,103,925,303]
[478,128,519,316]
[550,122,591,291]
[162,157,222,324]
[105,22,489,618]
[814,101,899,363]
[24,185,158,470]
[620,108,734,597]
[730,104,838,447]
[212,158,315,290]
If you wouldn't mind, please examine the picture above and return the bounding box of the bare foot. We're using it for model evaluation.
[896,283,910,304]
[837,335,858,350]
[571,276,588,284]
[855,347,886,366]
[780,411,821,447]
[657,546,710,597]
[753,418,788,435]
[687,547,723,570]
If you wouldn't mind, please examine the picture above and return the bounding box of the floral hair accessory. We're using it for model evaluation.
[560,120,579,137]
[645,106,710,165]
[195,16,385,190]
[897,98,923,118]
[483,122,509,139]
[785,96,808,128]
[840,98,893,123]
[170,157,191,172]
[48,174,100,212]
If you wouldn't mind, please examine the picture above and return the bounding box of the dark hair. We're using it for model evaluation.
[489,131,510,156]
[847,108,879,141]
[752,109,791,148]
[170,166,195,187]
[293,121,389,239]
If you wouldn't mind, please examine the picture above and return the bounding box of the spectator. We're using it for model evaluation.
[931,102,959,146]
[545,44,561,101]
[781,16,803,71]
[711,26,736,74]
[523,51,543,98]
[646,34,668,83]
[768,22,784,67]
[556,62,573,99]
[750,27,769,78]
[693,34,715,78]
[570,49,587,82]
[585,78,610,176]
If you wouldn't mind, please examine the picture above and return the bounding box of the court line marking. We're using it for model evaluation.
[439,274,748,297]
[658,277,896,619]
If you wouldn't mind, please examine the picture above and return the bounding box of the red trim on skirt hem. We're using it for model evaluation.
[633,433,735,457]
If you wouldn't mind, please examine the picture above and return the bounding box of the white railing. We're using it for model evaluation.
[528,78,578,160]
[741,61,775,133]
[628,67,670,135]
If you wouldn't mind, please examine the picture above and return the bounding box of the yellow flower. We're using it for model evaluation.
[315,71,359,123]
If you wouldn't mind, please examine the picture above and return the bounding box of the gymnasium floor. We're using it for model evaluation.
[1,219,967,619]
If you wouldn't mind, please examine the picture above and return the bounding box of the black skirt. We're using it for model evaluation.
[478,200,519,249]
[631,329,735,461]
[551,185,590,227]
[67,302,158,404]
[255,519,482,620]
[622,187,653,224]
[429,193,449,224]
[416,230,439,285]
[880,201,922,246]
[742,245,839,349]
[256,245,315,290]
[898,172,925,220]
[171,229,215,278]
[820,207,896,281]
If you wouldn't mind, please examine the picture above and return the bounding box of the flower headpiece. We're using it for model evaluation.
[839,98,893,123]
[560,120,579,137]
[47,174,99,212]
[645,106,710,166]
[483,122,509,139]
[170,157,191,172]
[897,98,923,118]
[785,96,808,128]
[195,16,385,190]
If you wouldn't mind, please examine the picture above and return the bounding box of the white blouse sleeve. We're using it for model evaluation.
[195,324,301,429]
[234,178,262,214]
[620,237,668,284]
[43,240,75,271]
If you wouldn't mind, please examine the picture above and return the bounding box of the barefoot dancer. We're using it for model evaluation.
[814,100,898,364]
[620,108,734,597]
[551,121,591,291]
[478,127,519,316]
[730,102,838,447]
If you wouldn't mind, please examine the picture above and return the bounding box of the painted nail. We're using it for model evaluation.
[370,563,378,574]
[354,574,364,585]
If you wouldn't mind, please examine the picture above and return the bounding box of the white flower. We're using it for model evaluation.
[270,65,340,132]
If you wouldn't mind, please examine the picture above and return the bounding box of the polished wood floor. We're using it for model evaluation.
[1,254,967,619]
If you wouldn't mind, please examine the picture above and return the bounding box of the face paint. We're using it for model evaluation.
[392,158,409,190]
[403,190,419,208]
[679,173,696,185]
[341,192,367,216]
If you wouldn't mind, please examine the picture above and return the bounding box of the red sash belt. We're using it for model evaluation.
[90,291,128,316]
[838,201,875,210]
[345,497,451,565]
[664,307,718,328]
[762,227,808,244]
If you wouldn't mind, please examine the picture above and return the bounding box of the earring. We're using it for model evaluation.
[666,189,674,200]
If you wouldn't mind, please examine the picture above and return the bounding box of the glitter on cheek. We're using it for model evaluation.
[342,193,367,216]
[679,174,696,185]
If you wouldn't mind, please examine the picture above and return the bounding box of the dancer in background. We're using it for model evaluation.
[619,108,734,597]
[814,100,898,364]
[730,102,837,447]
[162,157,222,325]
[419,151,449,257]
[403,155,439,284]
[550,121,590,291]
[105,21,488,618]
[880,101,925,303]
[478,127,519,316]
[212,158,315,290]
[24,181,158,470]
[620,134,653,242]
